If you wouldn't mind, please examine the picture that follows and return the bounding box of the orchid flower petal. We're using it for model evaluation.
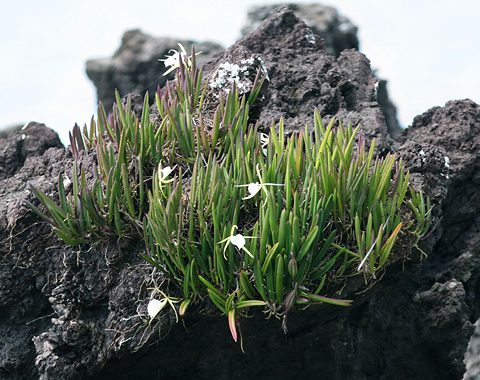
[163,53,179,68]
[230,234,246,249]
[178,43,188,57]
[260,133,269,147]
[241,246,254,258]
[242,182,262,200]
[160,166,173,181]
[147,299,167,319]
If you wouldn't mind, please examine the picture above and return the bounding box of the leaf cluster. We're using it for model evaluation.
[27,48,431,341]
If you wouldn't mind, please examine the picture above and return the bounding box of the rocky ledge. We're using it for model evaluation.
[1,7,479,380]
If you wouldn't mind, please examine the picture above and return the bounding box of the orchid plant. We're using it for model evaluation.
[28,44,432,346]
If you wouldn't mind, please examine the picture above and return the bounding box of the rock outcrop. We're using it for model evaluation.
[201,7,394,154]
[0,124,24,148]
[86,29,224,111]
[465,322,480,380]
[241,3,359,57]
[239,3,400,137]
[1,7,480,380]
[86,4,401,137]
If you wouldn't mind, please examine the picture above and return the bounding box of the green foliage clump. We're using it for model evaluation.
[28,47,431,342]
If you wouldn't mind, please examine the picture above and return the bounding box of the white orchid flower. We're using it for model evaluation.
[236,164,284,201]
[163,52,183,68]
[157,163,175,197]
[147,290,180,323]
[160,43,202,76]
[260,133,269,147]
[159,165,174,182]
[260,133,269,156]
[219,225,255,259]
[147,298,167,320]
[230,234,246,249]
[240,182,262,199]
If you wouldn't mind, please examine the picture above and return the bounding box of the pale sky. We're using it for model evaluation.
[1,0,479,145]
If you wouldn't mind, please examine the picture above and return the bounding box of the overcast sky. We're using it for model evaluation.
[1,0,479,145]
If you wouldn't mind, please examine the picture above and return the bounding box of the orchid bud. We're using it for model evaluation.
[288,252,298,278]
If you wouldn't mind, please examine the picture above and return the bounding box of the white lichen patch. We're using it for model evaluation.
[305,29,316,44]
[373,82,379,101]
[209,56,269,98]
[419,149,426,163]
[63,175,72,189]
[448,281,459,289]
[442,155,450,179]
[210,62,249,93]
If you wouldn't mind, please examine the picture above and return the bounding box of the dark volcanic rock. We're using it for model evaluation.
[0,127,175,379]
[240,3,400,137]
[1,8,480,380]
[241,3,359,57]
[0,123,24,148]
[395,99,480,379]
[465,322,480,379]
[86,29,224,112]
[0,127,69,380]
[0,122,63,181]
[397,99,480,254]
[201,7,394,154]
